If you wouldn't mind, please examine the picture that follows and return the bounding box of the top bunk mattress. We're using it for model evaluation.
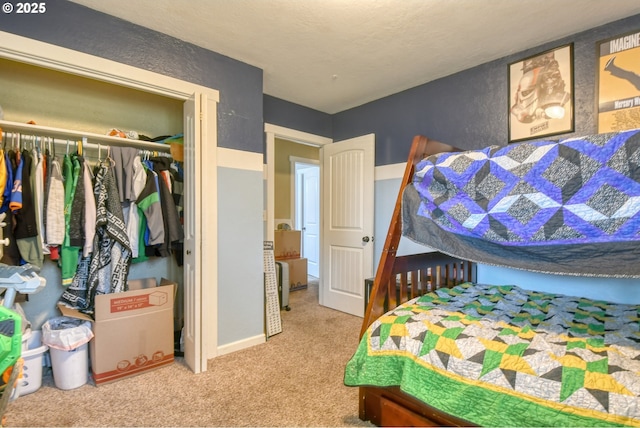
[402,129,640,277]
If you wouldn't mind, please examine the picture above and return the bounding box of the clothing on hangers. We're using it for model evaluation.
[0,129,182,312]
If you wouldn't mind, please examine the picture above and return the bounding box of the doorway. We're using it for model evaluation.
[265,124,331,288]
[293,160,320,277]
[265,124,375,317]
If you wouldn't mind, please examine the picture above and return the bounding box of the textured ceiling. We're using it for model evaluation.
[70,0,640,114]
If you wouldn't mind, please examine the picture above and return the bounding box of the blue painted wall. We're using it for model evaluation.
[263,95,332,138]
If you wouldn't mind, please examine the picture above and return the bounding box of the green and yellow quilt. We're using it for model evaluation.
[344,283,640,427]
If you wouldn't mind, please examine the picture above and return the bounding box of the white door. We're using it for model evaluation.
[182,93,202,372]
[297,165,320,277]
[320,134,375,317]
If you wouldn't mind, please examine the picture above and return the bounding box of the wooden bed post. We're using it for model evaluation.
[360,136,460,337]
[356,136,474,426]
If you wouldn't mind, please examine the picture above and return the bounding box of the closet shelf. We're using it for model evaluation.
[0,119,172,151]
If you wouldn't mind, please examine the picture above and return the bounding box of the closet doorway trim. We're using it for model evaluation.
[0,31,219,373]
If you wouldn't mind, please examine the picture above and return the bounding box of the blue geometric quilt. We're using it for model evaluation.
[403,130,640,277]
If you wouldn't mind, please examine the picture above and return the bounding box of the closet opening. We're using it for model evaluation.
[0,31,219,374]
[0,56,185,330]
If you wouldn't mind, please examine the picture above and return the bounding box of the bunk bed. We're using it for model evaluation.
[344,131,640,427]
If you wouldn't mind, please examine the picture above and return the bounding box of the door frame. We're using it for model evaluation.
[0,31,219,371]
[264,124,331,278]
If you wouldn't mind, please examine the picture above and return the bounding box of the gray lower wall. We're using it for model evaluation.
[217,167,264,346]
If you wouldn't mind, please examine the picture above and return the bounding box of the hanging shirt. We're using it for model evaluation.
[0,149,7,209]
[33,148,49,255]
[9,153,23,213]
[82,161,96,258]
[45,158,65,246]
[111,146,139,202]
[125,154,147,258]
[1,150,13,214]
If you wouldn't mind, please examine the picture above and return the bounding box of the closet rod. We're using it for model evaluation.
[0,119,173,151]
[2,134,173,158]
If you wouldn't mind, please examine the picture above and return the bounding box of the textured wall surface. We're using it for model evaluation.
[0,0,264,153]
[332,14,640,166]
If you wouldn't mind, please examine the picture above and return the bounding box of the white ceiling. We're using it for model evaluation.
[70,0,640,114]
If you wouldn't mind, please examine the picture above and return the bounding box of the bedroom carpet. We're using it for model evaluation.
[3,279,373,427]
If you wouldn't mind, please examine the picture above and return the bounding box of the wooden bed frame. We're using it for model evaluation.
[358,135,478,427]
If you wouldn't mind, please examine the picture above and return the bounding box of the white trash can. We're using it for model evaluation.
[42,317,93,390]
[48,343,89,390]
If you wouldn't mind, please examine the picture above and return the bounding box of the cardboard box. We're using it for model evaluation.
[286,257,308,290]
[274,230,301,260]
[58,278,175,386]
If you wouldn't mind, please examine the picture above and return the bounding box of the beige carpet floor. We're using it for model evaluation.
[4,280,374,427]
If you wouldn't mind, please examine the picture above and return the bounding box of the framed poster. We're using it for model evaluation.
[508,44,574,143]
[596,30,640,133]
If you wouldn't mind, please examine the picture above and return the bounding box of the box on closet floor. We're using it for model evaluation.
[57,278,176,386]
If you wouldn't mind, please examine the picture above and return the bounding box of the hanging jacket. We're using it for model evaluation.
[87,161,131,296]
[69,155,86,248]
[59,161,131,313]
[151,157,184,257]
[14,150,43,267]
[60,153,81,286]
[0,152,19,265]
[136,168,164,247]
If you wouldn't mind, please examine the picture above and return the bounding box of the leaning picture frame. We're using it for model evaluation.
[596,29,640,133]
[508,43,574,143]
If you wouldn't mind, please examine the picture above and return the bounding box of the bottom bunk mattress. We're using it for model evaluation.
[344,282,640,427]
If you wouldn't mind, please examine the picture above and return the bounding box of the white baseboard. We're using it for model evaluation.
[216,334,266,356]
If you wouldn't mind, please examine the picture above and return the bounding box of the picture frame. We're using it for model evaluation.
[508,43,574,143]
[596,29,640,133]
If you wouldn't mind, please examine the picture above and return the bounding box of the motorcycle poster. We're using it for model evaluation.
[508,44,574,143]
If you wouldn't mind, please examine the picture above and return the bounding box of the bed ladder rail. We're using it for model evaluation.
[361,135,465,338]
[389,253,476,308]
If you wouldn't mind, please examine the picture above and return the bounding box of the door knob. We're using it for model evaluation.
[362,236,370,243]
